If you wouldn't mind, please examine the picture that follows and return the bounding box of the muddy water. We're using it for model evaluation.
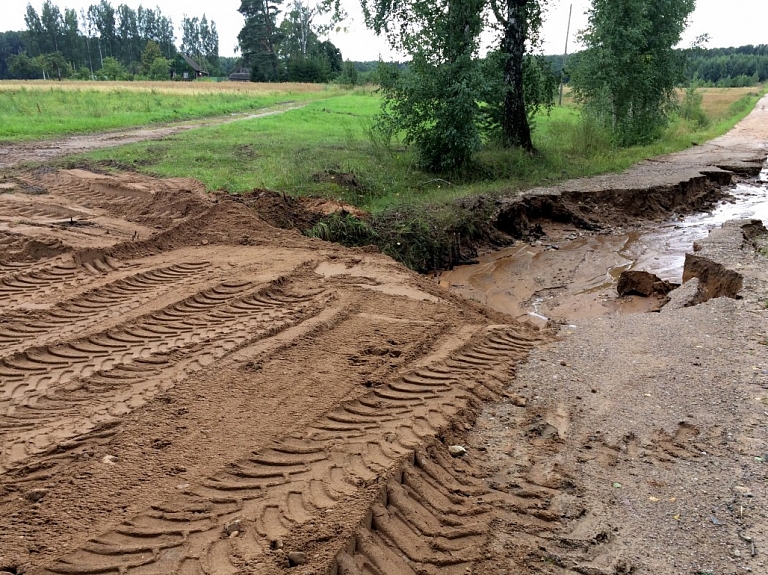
[441,168,768,325]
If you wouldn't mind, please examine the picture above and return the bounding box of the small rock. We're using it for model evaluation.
[560,360,567,366]
[511,395,527,407]
[270,539,284,550]
[176,483,191,490]
[448,445,467,457]
[229,531,240,539]
[711,516,724,526]
[287,551,307,566]
[225,519,242,535]
[26,488,48,502]
[102,454,118,465]
[201,238,209,245]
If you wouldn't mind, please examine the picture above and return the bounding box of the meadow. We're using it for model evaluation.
[0,80,339,142]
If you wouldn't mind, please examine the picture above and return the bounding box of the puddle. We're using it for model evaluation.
[441,167,768,324]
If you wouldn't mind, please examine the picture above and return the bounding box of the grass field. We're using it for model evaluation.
[0,81,342,142]
[77,84,765,213]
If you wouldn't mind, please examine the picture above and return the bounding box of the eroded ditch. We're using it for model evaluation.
[441,164,768,326]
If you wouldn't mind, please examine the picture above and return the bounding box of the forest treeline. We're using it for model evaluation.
[0,0,226,80]
[0,0,356,83]
[547,44,768,88]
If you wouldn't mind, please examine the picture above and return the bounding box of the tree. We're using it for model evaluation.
[571,0,696,146]
[0,31,27,79]
[338,60,358,85]
[116,4,140,65]
[487,0,548,150]
[361,0,551,169]
[181,15,201,57]
[97,55,126,79]
[238,0,285,81]
[371,0,486,172]
[8,51,42,79]
[36,50,71,79]
[140,40,163,75]
[148,56,170,80]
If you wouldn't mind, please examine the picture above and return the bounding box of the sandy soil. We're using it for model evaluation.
[0,97,766,575]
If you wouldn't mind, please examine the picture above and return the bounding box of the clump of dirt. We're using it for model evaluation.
[230,189,324,231]
[311,169,364,190]
[617,270,678,297]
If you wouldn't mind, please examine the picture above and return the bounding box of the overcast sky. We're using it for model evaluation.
[2,0,766,61]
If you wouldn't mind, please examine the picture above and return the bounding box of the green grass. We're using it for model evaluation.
[0,85,338,142]
[76,87,765,212]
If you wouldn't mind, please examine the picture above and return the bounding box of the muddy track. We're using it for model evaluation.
[40,326,541,575]
[5,98,766,575]
[0,167,560,575]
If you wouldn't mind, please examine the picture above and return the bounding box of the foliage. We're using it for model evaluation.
[96,56,127,80]
[37,51,72,79]
[140,41,163,75]
[366,0,487,172]
[678,79,709,128]
[686,44,768,85]
[571,0,696,146]
[238,0,285,81]
[148,57,171,81]
[4,1,216,81]
[238,0,344,83]
[306,212,377,244]
[8,51,42,79]
[180,15,220,73]
[486,0,550,150]
[338,60,359,85]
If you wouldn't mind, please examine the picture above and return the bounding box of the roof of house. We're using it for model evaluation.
[228,64,251,82]
[180,53,206,74]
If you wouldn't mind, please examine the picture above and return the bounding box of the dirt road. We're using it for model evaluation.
[0,97,767,575]
[0,103,302,169]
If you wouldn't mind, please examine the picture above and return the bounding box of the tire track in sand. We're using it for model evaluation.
[0,261,212,354]
[40,327,541,575]
[0,279,332,473]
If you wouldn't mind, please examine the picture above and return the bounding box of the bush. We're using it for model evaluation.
[679,81,710,128]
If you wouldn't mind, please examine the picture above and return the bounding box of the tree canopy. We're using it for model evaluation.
[571,0,696,146]
[361,0,556,171]
[237,0,345,83]
[1,0,221,79]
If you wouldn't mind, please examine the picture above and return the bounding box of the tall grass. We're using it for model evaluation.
[0,84,344,141]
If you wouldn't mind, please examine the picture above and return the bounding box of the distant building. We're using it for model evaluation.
[228,61,251,82]
[171,54,209,80]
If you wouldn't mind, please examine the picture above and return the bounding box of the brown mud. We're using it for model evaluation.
[0,97,766,575]
[443,95,768,326]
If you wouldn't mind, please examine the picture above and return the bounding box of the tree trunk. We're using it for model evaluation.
[501,0,533,151]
